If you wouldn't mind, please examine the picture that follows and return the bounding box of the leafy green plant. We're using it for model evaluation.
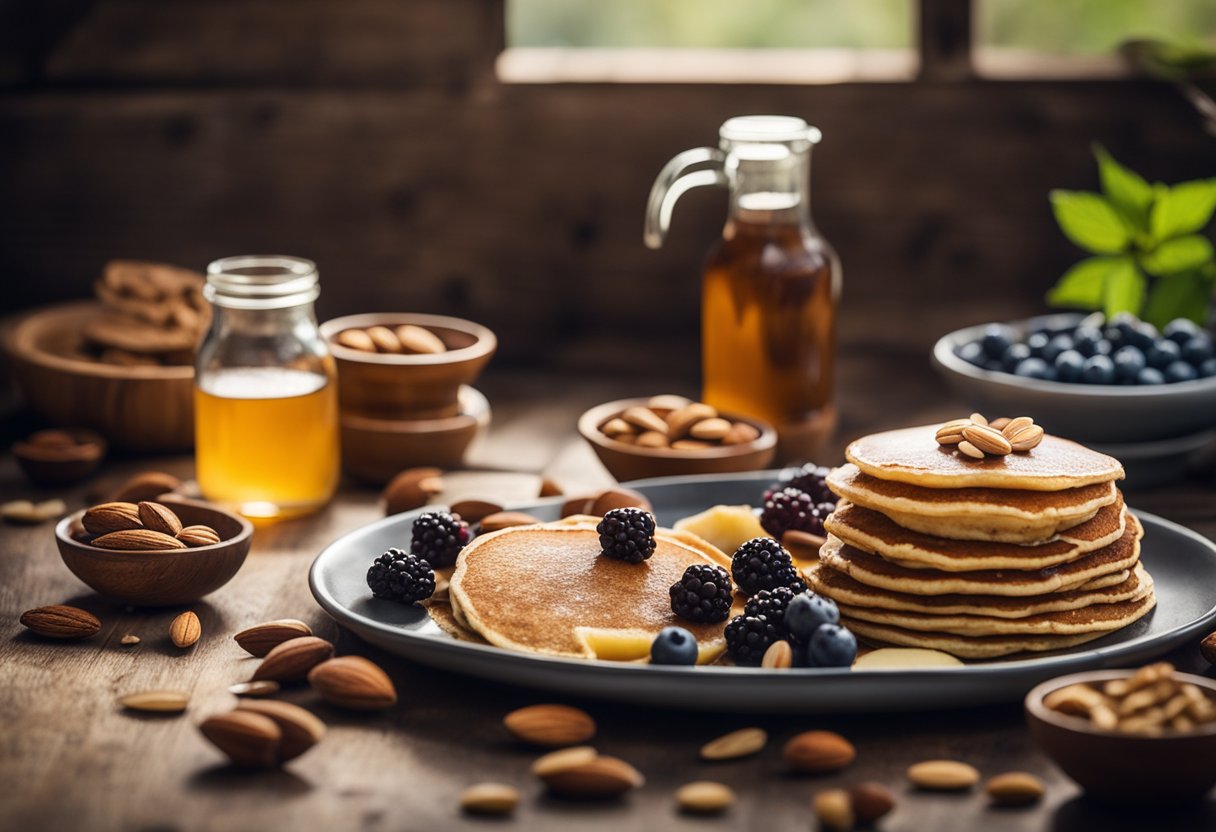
[1046,145,1216,327]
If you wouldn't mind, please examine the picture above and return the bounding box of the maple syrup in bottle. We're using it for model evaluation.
[645,116,840,459]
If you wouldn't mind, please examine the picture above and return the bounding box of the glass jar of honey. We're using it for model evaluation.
[194,255,340,519]
[645,116,840,460]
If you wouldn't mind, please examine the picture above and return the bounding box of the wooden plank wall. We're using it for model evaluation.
[0,0,1212,375]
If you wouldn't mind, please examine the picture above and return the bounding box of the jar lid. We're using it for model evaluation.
[205,255,320,309]
[719,115,821,151]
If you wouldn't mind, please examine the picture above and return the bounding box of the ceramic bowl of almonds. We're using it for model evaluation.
[55,497,253,606]
[1025,664,1216,804]
[578,396,777,482]
[320,313,496,420]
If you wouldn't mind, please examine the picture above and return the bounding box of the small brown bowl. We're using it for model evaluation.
[340,386,491,484]
[55,498,254,606]
[320,313,496,419]
[13,428,107,486]
[578,398,777,483]
[1025,669,1216,804]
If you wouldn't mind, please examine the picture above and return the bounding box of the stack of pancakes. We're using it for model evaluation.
[803,425,1156,659]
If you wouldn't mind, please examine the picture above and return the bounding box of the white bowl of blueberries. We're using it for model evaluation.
[933,313,1216,451]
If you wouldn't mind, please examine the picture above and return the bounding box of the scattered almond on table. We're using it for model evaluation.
[784,730,856,773]
[1,498,67,524]
[119,690,191,713]
[675,780,735,814]
[110,470,183,503]
[19,604,101,639]
[169,611,201,648]
[985,771,1045,806]
[308,656,398,710]
[251,636,335,682]
[459,783,520,816]
[599,395,761,451]
[536,752,644,799]
[907,759,981,791]
[233,619,313,657]
[699,727,767,761]
[504,704,597,747]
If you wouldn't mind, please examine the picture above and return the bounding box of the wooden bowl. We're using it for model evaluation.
[578,398,777,483]
[55,499,253,606]
[12,428,107,486]
[320,313,496,419]
[1026,669,1216,804]
[340,386,491,484]
[4,302,195,451]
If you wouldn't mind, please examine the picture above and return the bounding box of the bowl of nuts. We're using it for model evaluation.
[320,313,496,419]
[578,396,777,482]
[1025,663,1216,804]
[55,498,254,606]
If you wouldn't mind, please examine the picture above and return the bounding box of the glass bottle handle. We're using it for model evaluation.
[643,147,728,249]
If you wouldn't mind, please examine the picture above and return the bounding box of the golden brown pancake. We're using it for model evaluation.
[843,618,1136,660]
[827,464,1117,543]
[815,516,1142,597]
[846,425,1124,490]
[825,498,1127,572]
[448,522,731,661]
[807,561,1151,619]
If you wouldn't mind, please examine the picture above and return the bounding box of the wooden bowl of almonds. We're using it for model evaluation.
[578,396,776,483]
[320,313,496,420]
[1025,664,1216,804]
[54,498,253,606]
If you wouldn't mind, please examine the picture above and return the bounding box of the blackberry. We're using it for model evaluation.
[760,487,834,540]
[724,614,780,666]
[771,463,835,505]
[597,507,656,563]
[410,511,471,568]
[366,548,436,604]
[744,587,798,636]
[669,564,733,623]
[731,537,804,596]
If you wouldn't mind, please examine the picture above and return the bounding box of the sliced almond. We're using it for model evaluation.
[229,680,281,697]
[700,727,766,761]
[986,771,1045,806]
[908,759,980,790]
[460,783,519,816]
[119,689,190,713]
[761,640,793,669]
[120,634,141,646]
[676,781,735,814]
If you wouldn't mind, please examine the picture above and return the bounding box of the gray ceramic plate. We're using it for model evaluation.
[310,472,1216,713]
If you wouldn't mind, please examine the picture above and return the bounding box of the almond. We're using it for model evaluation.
[700,727,766,761]
[449,499,503,525]
[479,511,542,533]
[459,783,520,816]
[235,699,325,762]
[812,789,854,832]
[138,501,183,536]
[539,755,644,798]
[848,781,896,823]
[600,417,635,438]
[365,325,404,353]
[970,412,988,426]
[907,759,980,790]
[957,440,985,459]
[985,771,1044,806]
[762,640,793,669]
[120,634,141,646]
[252,636,334,682]
[395,324,446,354]
[199,710,281,768]
[531,746,599,777]
[112,471,182,503]
[589,488,652,516]
[671,439,712,450]
[665,402,717,440]
[646,394,692,413]
[234,619,313,657]
[504,704,596,747]
[676,781,735,814]
[336,328,376,351]
[307,656,397,710]
[229,680,281,697]
[170,611,201,648]
[1,500,39,524]
[177,525,221,547]
[621,406,668,434]
[1008,424,1045,452]
[119,689,190,713]
[1000,416,1035,438]
[689,417,732,441]
[82,502,143,535]
[636,430,668,448]
[382,467,444,515]
[783,731,856,773]
[92,529,186,551]
[721,422,761,445]
[20,605,101,639]
[962,424,1012,456]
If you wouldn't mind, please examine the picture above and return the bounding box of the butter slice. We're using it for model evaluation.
[853,648,964,670]
[674,505,766,557]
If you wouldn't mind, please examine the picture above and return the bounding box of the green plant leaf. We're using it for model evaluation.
[1143,271,1212,328]
[1046,256,1126,309]
[1140,234,1215,276]
[1093,144,1153,232]
[1150,178,1216,241]
[1102,258,1146,318]
[1050,190,1130,254]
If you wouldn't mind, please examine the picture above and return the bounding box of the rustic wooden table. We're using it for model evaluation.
[2,367,1215,832]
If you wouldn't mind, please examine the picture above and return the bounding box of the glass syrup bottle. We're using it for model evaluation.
[645,115,840,460]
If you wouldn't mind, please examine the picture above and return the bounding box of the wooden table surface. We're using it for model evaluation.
[2,366,1215,832]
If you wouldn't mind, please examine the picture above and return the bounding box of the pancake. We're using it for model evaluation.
[825,498,1127,571]
[844,619,1127,659]
[827,465,1117,543]
[807,561,1152,619]
[846,424,1124,491]
[448,521,732,661]
[815,517,1142,597]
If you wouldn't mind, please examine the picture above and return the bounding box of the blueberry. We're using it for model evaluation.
[1042,333,1074,364]
[1081,354,1116,385]
[1112,346,1147,382]
[1136,367,1165,385]
[1054,349,1085,383]
[1027,332,1050,358]
[1146,339,1182,369]
[980,324,1016,359]
[650,626,699,666]
[1164,360,1199,383]
[1163,318,1202,345]
[1073,326,1103,357]
[784,592,840,642]
[808,624,857,668]
[1092,338,1113,356]
[956,341,985,367]
[1103,327,1126,350]
[1001,343,1032,371]
[1013,357,1051,380]
[1181,335,1214,365]
[1126,322,1158,351]
[1110,311,1140,336]
[1200,358,1216,378]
